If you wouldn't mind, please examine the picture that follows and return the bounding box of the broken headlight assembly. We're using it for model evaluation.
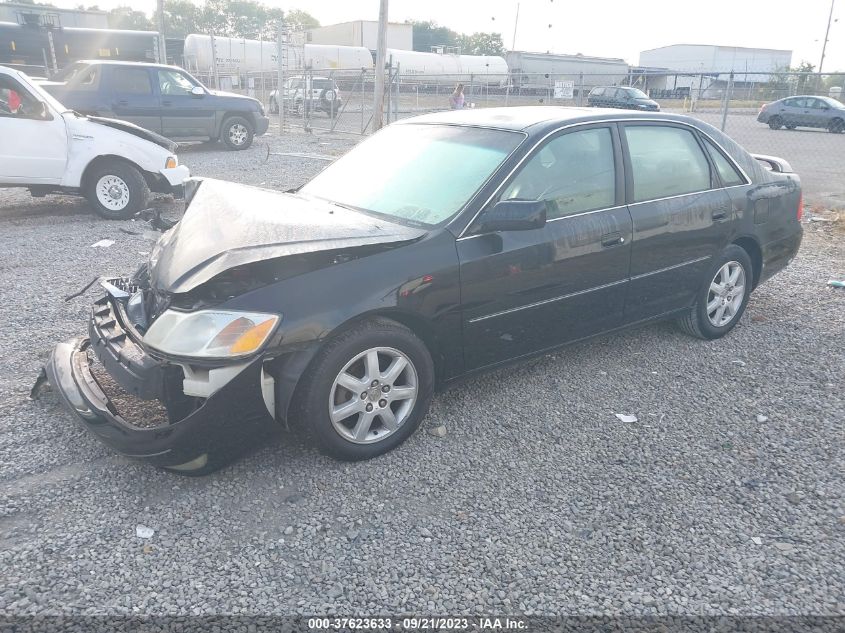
[143,310,280,359]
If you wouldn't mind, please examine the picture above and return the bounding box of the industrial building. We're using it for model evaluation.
[0,2,107,28]
[637,44,793,98]
[306,21,413,51]
[505,51,629,91]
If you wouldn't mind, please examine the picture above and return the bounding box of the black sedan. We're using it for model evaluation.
[48,107,803,474]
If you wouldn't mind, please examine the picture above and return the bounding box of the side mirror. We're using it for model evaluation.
[474,199,548,233]
[191,86,205,97]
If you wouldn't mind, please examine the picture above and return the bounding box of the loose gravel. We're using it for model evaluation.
[0,130,843,619]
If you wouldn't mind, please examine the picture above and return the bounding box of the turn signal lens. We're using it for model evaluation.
[229,318,278,354]
[165,156,178,169]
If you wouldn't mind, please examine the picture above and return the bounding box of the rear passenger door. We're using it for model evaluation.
[620,122,734,322]
[107,65,162,133]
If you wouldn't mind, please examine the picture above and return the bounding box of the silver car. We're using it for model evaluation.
[757,95,845,133]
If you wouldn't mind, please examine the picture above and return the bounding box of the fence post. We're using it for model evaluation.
[361,68,365,134]
[276,24,284,135]
[720,71,734,131]
[578,72,584,106]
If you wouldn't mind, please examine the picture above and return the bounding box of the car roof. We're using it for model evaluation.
[396,106,699,133]
[71,60,185,71]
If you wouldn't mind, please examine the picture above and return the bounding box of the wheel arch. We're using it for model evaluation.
[80,155,152,192]
[217,111,253,137]
[732,235,762,289]
[277,309,444,425]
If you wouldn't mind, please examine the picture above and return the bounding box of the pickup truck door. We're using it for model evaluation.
[106,65,163,133]
[0,74,67,184]
[156,68,216,138]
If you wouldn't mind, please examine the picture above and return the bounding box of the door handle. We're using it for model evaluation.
[162,100,172,106]
[601,232,625,247]
[115,99,128,106]
[712,209,728,222]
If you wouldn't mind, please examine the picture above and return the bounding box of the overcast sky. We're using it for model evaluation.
[47,0,845,70]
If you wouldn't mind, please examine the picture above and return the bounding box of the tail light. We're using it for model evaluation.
[759,103,768,114]
[797,192,803,221]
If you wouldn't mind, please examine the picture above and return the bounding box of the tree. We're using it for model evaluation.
[285,9,319,31]
[153,0,200,38]
[458,32,504,56]
[408,20,460,52]
[108,6,153,30]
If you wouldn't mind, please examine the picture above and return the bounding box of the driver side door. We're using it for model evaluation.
[157,69,216,138]
[457,124,633,370]
[0,75,67,184]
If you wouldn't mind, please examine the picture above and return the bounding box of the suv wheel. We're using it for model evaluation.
[677,245,753,340]
[292,318,434,460]
[221,116,254,150]
[84,161,149,220]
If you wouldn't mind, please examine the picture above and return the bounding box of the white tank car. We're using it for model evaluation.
[385,48,508,85]
[183,34,373,75]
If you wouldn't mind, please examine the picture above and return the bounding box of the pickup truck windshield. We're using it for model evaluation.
[300,124,524,227]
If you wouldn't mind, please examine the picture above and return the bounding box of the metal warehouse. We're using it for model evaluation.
[0,2,107,28]
[637,44,793,98]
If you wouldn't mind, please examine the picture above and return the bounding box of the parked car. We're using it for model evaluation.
[269,76,342,118]
[757,95,845,133]
[0,65,189,219]
[48,108,802,474]
[588,86,660,111]
[40,61,270,149]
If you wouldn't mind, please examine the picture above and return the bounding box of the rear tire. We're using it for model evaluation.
[768,116,783,130]
[220,115,254,150]
[828,118,844,133]
[291,318,434,461]
[84,161,149,220]
[677,245,753,340]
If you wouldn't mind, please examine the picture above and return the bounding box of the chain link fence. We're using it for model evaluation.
[204,65,845,207]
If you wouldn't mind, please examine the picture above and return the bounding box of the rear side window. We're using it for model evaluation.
[112,68,152,95]
[702,137,745,187]
[625,125,711,202]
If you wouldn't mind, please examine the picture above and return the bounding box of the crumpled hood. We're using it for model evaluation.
[86,116,178,152]
[149,179,426,294]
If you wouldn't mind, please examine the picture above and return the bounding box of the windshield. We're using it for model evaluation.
[300,124,524,227]
[820,96,845,109]
[625,88,649,99]
[52,62,89,83]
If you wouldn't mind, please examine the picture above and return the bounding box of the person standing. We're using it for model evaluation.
[449,83,465,109]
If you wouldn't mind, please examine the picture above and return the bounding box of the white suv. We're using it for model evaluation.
[0,65,189,219]
[269,76,342,118]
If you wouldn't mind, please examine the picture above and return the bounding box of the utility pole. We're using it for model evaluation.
[156,0,167,63]
[277,21,285,135]
[819,0,836,74]
[372,0,388,131]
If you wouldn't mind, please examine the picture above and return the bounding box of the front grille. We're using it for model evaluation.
[105,276,140,295]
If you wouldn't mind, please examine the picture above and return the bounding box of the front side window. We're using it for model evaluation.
[158,69,196,96]
[300,124,524,227]
[590,87,605,96]
[0,76,42,118]
[112,68,153,95]
[625,125,711,202]
[500,127,616,219]
[70,65,99,91]
[624,87,649,99]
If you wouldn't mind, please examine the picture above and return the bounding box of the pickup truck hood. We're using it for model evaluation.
[148,179,426,294]
[86,116,178,152]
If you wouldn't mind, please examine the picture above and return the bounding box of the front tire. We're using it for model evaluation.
[84,161,149,220]
[292,318,434,460]
[677,245,753,340]
[221,116,254,150]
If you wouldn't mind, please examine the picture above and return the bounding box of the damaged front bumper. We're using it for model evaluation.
[46,292,277,471]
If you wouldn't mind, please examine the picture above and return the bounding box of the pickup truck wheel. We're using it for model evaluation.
[84,162,149,220]
[221,116,254,150]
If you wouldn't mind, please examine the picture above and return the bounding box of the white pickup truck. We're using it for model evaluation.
[0,65,189,219]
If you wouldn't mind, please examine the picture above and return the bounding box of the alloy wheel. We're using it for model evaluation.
[328,346,418,444]
[707,261,746,327]
[228,123,248,146]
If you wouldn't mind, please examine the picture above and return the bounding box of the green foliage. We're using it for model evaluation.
[148,1,318,39]
[458,32,504,56]
[108,6,154,30]
[285,8,319,31]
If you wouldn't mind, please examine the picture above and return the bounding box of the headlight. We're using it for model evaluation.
[143,309,280,358]
[165,156,178,169]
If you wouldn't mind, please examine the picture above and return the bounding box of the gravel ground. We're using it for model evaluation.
[0,130,843,620]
